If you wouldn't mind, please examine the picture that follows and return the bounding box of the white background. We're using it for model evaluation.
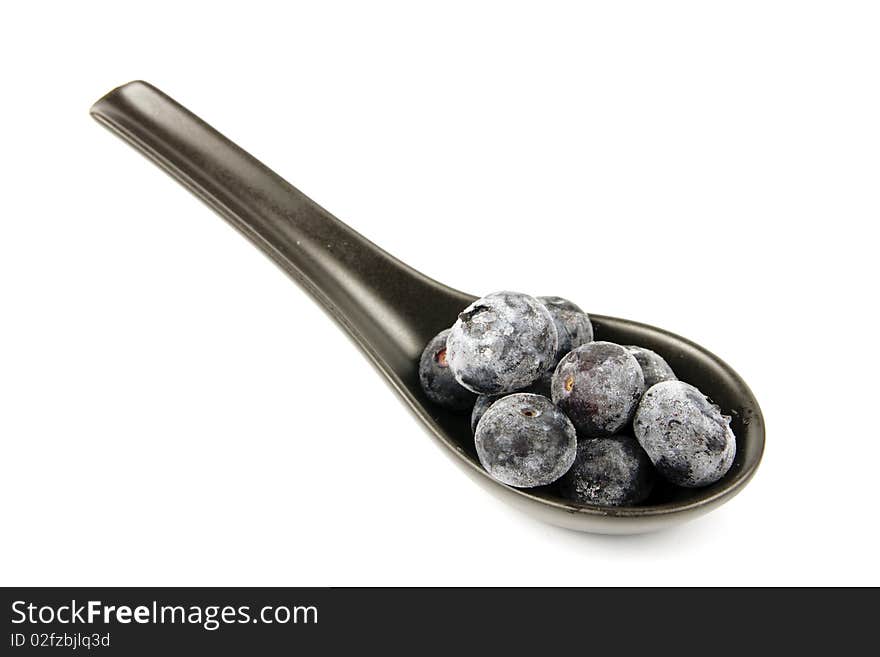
[2,2,878,586]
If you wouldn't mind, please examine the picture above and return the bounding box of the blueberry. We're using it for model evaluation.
[551,341,645,438]
[447,292,558,395]
[626,346,677,388]
[558,435,655,506]
[474,393,577,488]
[470,378,554,434]
[471,394,501,433]
[537,296,593,362]
[418,329,477,411]
[633,381,736,488]
[528,365,556,401]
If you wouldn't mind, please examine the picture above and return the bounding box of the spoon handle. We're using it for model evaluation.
[91,81,471,370]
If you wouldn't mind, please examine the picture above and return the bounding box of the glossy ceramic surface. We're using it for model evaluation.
[91,81,764,534]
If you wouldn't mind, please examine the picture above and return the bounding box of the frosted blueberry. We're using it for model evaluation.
[447,292,558,395]
[529,366,556,400]
[634,381,736,488]
[418,329,477,411]
[551,341,645,438]
[475,393,577,488]
[470,379,554,435]
[558,435,655,506]
[537,296,594,362]
[626,346,677,388]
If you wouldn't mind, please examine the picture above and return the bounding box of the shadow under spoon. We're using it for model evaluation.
[90,80,764,534]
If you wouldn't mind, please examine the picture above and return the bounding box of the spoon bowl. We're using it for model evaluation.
[91,81,764,534]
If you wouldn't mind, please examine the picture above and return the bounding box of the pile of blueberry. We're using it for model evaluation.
[419,292,736,506]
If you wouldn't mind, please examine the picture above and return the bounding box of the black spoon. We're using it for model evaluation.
[91,81,764,534]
